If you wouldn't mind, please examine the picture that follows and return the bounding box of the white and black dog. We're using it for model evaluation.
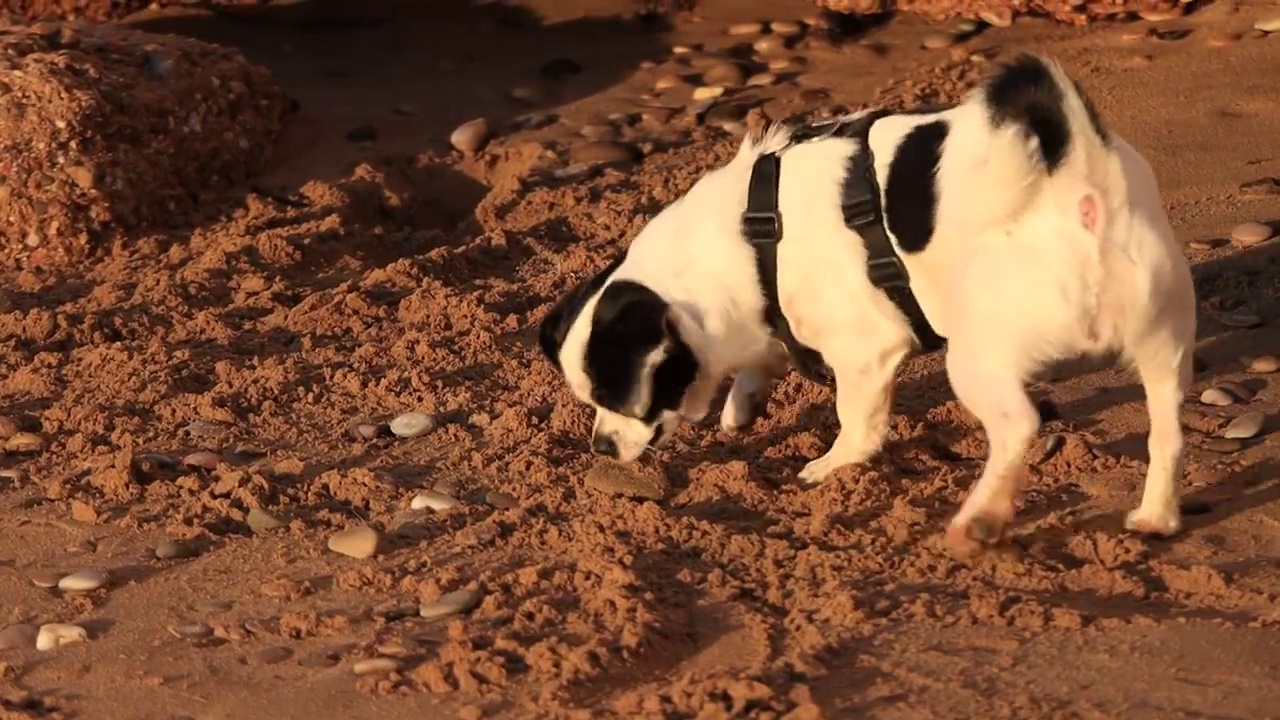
[538,54,1196,554]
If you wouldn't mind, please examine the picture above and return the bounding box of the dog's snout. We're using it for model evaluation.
[591,434,619,458]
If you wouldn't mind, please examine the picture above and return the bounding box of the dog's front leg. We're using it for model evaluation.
[721,341,790,433]
[799,342,910,484]
[680,369,725,423]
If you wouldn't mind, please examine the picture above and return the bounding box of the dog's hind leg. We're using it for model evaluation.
[1124,326,1194,536]
[943,344,1040,557]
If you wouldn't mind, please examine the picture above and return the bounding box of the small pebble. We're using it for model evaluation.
[1032,433,1064,465]
[978,8,1013,27]
[181,451,221,470]
[745,72,777,87]
[753,35,786,54]
[1254,15,1280,33]
[1223,411,1265,440]
[253,646,294,665]
[353,657,402,676]
[390,412,436,438]
[327,525,380,559]
[767,56,805,72]
[1216,380,1255,402]
[922,32,957,49]
[692,85,727,101]
[579,123,619,142]
[420,589,483,620]
[1246,355,1279,373]
[347,421,386,441]
[58,569,108,592]
[183,420,228,438]
[31,571,63,589]
[702,62,746,87]
[1199,387,1236,407]
[1230,221,1273,248]
[1204,437,1243,453]
[770,20,804,36]
[375,640,416,658]
[170,623,214,639]
[726,21,764,35]
[36,623,87,651]
[583,460,668,501]
[195,599,233,614]
[1221,311,1263,329]
[1187,239,1222,251]
[0,624,38,650]
[299,652,341,668]
[485,491,518,509]
[4,431,45,454]
[411,490,460,511]
[246,507,286,533]
[450,118,491,154]
[1139,8,1182,21]
[1240,177,1280,197]
[653,74,683,91]
[155,538,197,560]
[671,44,696,54]
[1206,31,1241,47]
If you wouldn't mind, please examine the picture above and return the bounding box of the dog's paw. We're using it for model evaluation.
[943,513,1011,559]
[719,393,765,434]
[1124,506,1182,537]
[798,454,846,485]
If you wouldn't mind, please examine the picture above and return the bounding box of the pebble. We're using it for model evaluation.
[702,62,746,87]
[183,420,228,438]
[753,35,787,54]
[0,416,17,440]
[1246,355,1279,374]
[1187,239,1223,251]
[155,538,197,560]
[420,589,484,620]
[1032,433,1065,465]
[978,8,1013,27]
[692,86,726,101]
[1240,177,1280,196]
[30,571,63,589]
[170,622,214,639]
[4,431,45,454]
[375,640,416,658]
[246,507,286,533]
[181,450,221,470]
[1221,311,1263,329]
[767,56,805,72]
[1199,387,1236,406]
[58,569,107,592]
[1206,31,1241,47]
[726,21,764,35]
[1216,380,1255,402]
[353,657,402,676]
[253,646,294,665]
[411,490,460,512]
[579,123,619,142]
[1254,15,1280,33]
[450,118,491,154]
[0,624,38,650]
[347,421,386,441]
[770,20,804,36]
[1139,8,1182,21]
[195,599,233,614]
[745,72,777,87]
[298,652,341,668]
[485,490,518,509]
[327,525,380,559]
[583,460,668,500]
[36,623,87,651]
[653,74,683,91]
[568,141,640,166]
[390,411,436,438]
[1223,411,1265,439]
[922,32,957,49]
[1230,221,1273,247]
[1204,437,1243,453]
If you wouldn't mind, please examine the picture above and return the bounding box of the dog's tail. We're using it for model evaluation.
[952,53,1113,229]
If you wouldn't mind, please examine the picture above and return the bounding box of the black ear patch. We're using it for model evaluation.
[538,252,627,371]
[584,280,698,420]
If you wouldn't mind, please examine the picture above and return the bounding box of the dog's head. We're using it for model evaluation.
[539,264,701,462]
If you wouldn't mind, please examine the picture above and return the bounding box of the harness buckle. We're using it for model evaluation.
[742,211,782,243]
[867,255,909,289]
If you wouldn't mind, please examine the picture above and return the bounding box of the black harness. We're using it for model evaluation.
[741,111,946,386]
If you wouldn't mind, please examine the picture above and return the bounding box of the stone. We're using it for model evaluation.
[1230,221,1273,248]
[1221,311,1263,329]
[0,416,18,440]
[978,8,1013,27]
[1223,411,1265,440]
[58,569,108,592]
[181,450,221,470]
[702,62,746,87]
[1254,15,1280,33]
[353,657,402,675]
[1216,381,1255,402]
[246,507,286,533]
[579,123,619,142]
[1031,434,1064,465]
[485,490,518,509]
[745,72,777,87]
[767,56,805,72]
[770,20,805,36]
[254,646,294,665]
[1206,31,1241,47]
[753,35,787,54]
[390,411,436,438]
[0,624,38,650]
[653,74,683,91]
[922,32,957,49]
[155,538,197,560]
[411,490,460,511]
[727,22,764,36]
[4,432,45,454]
[1199,387,1236,407]
[170,623,214,640]
[327,525,379,559]
[36,623,87,651]
[31,571,63,589]
[1246,355,1279,374]
[348,421,387,441]
[450,118,491,154]
[584,460,668,500]
[420,589,483,620]
[692,86,726,101]
[1204,438,1242,453]
[1241,177,1280,197]
[299,652,341,668]
[1139,8,1182,21]
[568,141,640,166]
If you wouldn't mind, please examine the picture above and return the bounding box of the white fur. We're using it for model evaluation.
[551,56,1196,548]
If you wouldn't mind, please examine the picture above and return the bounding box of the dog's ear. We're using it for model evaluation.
[538,252,628,370]
[590,280,670,349]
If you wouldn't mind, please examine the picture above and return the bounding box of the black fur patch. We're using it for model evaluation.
[583,280,698,421]
[538,252,627,371]
[883,120,948,255]
[984,53,1071,173]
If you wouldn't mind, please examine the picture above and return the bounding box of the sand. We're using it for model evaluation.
[2,0,1280,718]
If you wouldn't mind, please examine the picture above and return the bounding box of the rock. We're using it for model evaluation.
[65,165,95,189]
[155,538,197,560]
[1254,15,1280,33]
[375,640,416,658]
[746,72,777,87]
[1204,437,1242,453]
[1221,311,1263,329]
[1206,31,1241,47]
[753,35,787,54]
[671,44,697,55]
[1199,387,1236,407]
[653,74,683,91]
[348,421,387,441]
[4,432,45,454]
[978,8,1013,27]
[183,420,229,438]
[181,450,221,470]
[353,657,402,675]
[420,589,483,620]
[584,460,668,500]
[411,490,460,511]
[30,571,63,589]
[1246,355,1279,374]
[767,56,805,72]
[568,141,640,166]
[246,507,286,533]
[195,599,233,614]
[450,118,491,154]
[579,123,620,142]
[390,411,436,438]
[299,652,341,668]
[539,57,582,81]
[0,623,38,650]
[727,21,764,36]
[770,20,804,37]
[1223,411,1265,440]
[702,62,746,87]
[36,623,87,651]
[0,416,18,440]
[327,525,379,559]
[1240,177,1280,197]
[703,103,749,129]
[485,491,518,509]
[692,86,726,101]
[57,569,108,592]
[1216,381,1255,402]
[169,622,214,640]
[1139,8,1182,21]
[1230,221,1273,248]
[1031,433,1064,465]
[254,646,294,665]
[344,124,378,143]
[1187,239,1223,251]
[922,32,957,49]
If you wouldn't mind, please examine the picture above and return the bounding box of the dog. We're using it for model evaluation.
[537,53,1197,555]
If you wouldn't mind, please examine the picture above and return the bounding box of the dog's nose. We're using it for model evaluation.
[591,434,619,458]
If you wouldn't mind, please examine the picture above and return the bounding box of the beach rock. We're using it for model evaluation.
[36,623,87,651]
[420,589,483,620]
[1246,355,1279,374]
[0,623,38,650]
[450,119,491,154]
[1199,387,1235,406]
[353,657,402,675]
[1230,221,1273,248]
[1223,411,1265,440]
[58,569,108,592]
[390,412,436,438]
[327,525,379,559]
[411,490,460,511]
[584,460,668,500]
